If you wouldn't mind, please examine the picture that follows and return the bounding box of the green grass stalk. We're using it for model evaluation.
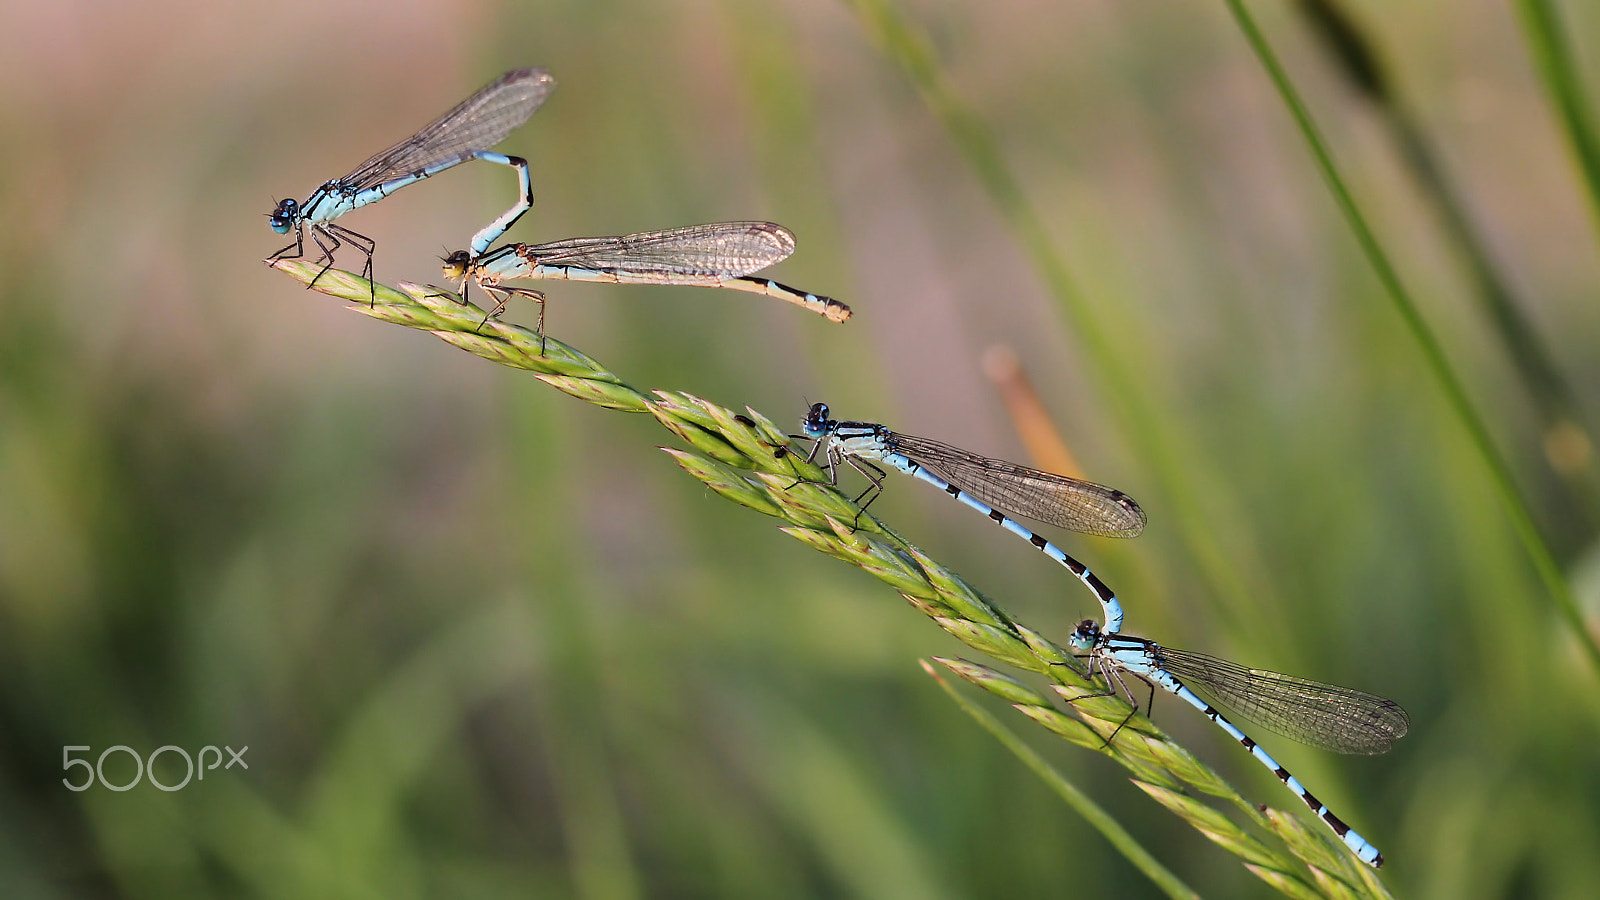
[271,260,1402,897]
[838,0,1278,634]
[923,658,1199,900]
[1297,0,1600,518]
[1224,0,1600,676]
[1515,0,1600,245]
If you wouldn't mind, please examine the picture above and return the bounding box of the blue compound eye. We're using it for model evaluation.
[803,403,829,432]
[268,199,297,233]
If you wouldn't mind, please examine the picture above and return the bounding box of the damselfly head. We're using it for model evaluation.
[800,402,831,439]
[1067,619,1100,652]
[267,199,298,234]
[441,250,472,281]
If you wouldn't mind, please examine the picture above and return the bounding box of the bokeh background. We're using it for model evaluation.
[2,0,1599,897]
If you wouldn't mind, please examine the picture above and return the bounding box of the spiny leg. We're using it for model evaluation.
[1059,661,1150,750]
[325,222,376,306]
[473,286,547,354]
[733,415,797,464]
[842,456,888,531]
[775,435,823,487]
[307,226,342,291]
[800,434,825,465]
[420,283,468,306]
[268,225,305,265]
[772,442,882,526]
[1098,670,1157,746]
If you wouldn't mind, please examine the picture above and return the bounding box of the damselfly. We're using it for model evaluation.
[796,402,1144,634]
[269,68,555,296]
[1066,618,1409,867]
[441,221,851,339]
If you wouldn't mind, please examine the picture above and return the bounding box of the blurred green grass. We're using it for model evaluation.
[2,0,1599,897]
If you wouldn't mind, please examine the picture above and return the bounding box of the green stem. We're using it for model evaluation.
[840,0,1274,632]
[1225,0,1600,675]
[1515,0,1600,245]
[924,662,1199,900]
[1297,0,1600,525]
[271,260,1396,893]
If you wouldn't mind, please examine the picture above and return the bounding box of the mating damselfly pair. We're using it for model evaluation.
[265,66,1410,872]
[267,68,847,331]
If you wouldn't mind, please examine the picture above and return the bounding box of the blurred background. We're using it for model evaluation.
[2,0,1598,896]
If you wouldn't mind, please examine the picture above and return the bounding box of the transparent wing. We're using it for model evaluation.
[343,68,555,190]
[886,432,1146,537]
[1156,648,1410,755]
[520,222,796,278]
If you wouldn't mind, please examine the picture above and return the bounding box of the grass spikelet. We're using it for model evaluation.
[274,262,1398,896]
